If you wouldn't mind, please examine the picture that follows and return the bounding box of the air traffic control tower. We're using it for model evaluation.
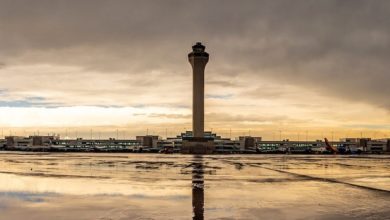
[182,42,215,154]
[189,42,208,138]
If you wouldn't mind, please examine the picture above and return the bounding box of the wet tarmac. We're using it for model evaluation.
[0,152,389,219]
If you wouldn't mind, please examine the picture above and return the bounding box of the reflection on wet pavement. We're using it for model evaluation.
[0,152,389,219]
[192,155,204,220]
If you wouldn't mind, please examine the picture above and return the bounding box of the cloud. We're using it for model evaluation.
[0,0,388,110]
[148,113,190,119]
[0,0,389,138]
[206,94,233,100]
[0,98,56,108]
[206,112,288,124]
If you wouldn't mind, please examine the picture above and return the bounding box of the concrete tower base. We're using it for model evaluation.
[181,137,215,154]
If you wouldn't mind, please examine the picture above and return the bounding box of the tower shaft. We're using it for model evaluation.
[188,43,209,138]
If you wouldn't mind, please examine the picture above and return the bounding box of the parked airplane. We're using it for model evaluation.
[324,138,338,154]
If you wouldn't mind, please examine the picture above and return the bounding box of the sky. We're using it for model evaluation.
[0,0,389,140]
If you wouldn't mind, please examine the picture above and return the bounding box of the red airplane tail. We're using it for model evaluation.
[324,138,338,154]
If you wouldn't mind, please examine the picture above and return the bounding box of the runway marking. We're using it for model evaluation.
[220,159,390,194]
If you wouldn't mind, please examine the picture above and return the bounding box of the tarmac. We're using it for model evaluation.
[0,152,389,219]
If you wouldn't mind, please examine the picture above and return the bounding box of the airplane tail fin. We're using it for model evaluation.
[324,138,338,154]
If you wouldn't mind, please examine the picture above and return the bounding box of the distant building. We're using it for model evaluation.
[257,140,322,153]
[56,138,141,150]
[238,136,262,151]
[359,138,371,152]
[5,135,59,149]
[0,138,5,148]
[32,136,59,147]
[169,131,240,153]
[367,140,388,153]
[387,139,390,152]
[386,139,390,152]
[214,138,240,153]
[155,140,175,149]
[338,138,373,153]
[5,136,32,148]
[2,133,389,154]
[136,135,159,148]
[179,131,220,139]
